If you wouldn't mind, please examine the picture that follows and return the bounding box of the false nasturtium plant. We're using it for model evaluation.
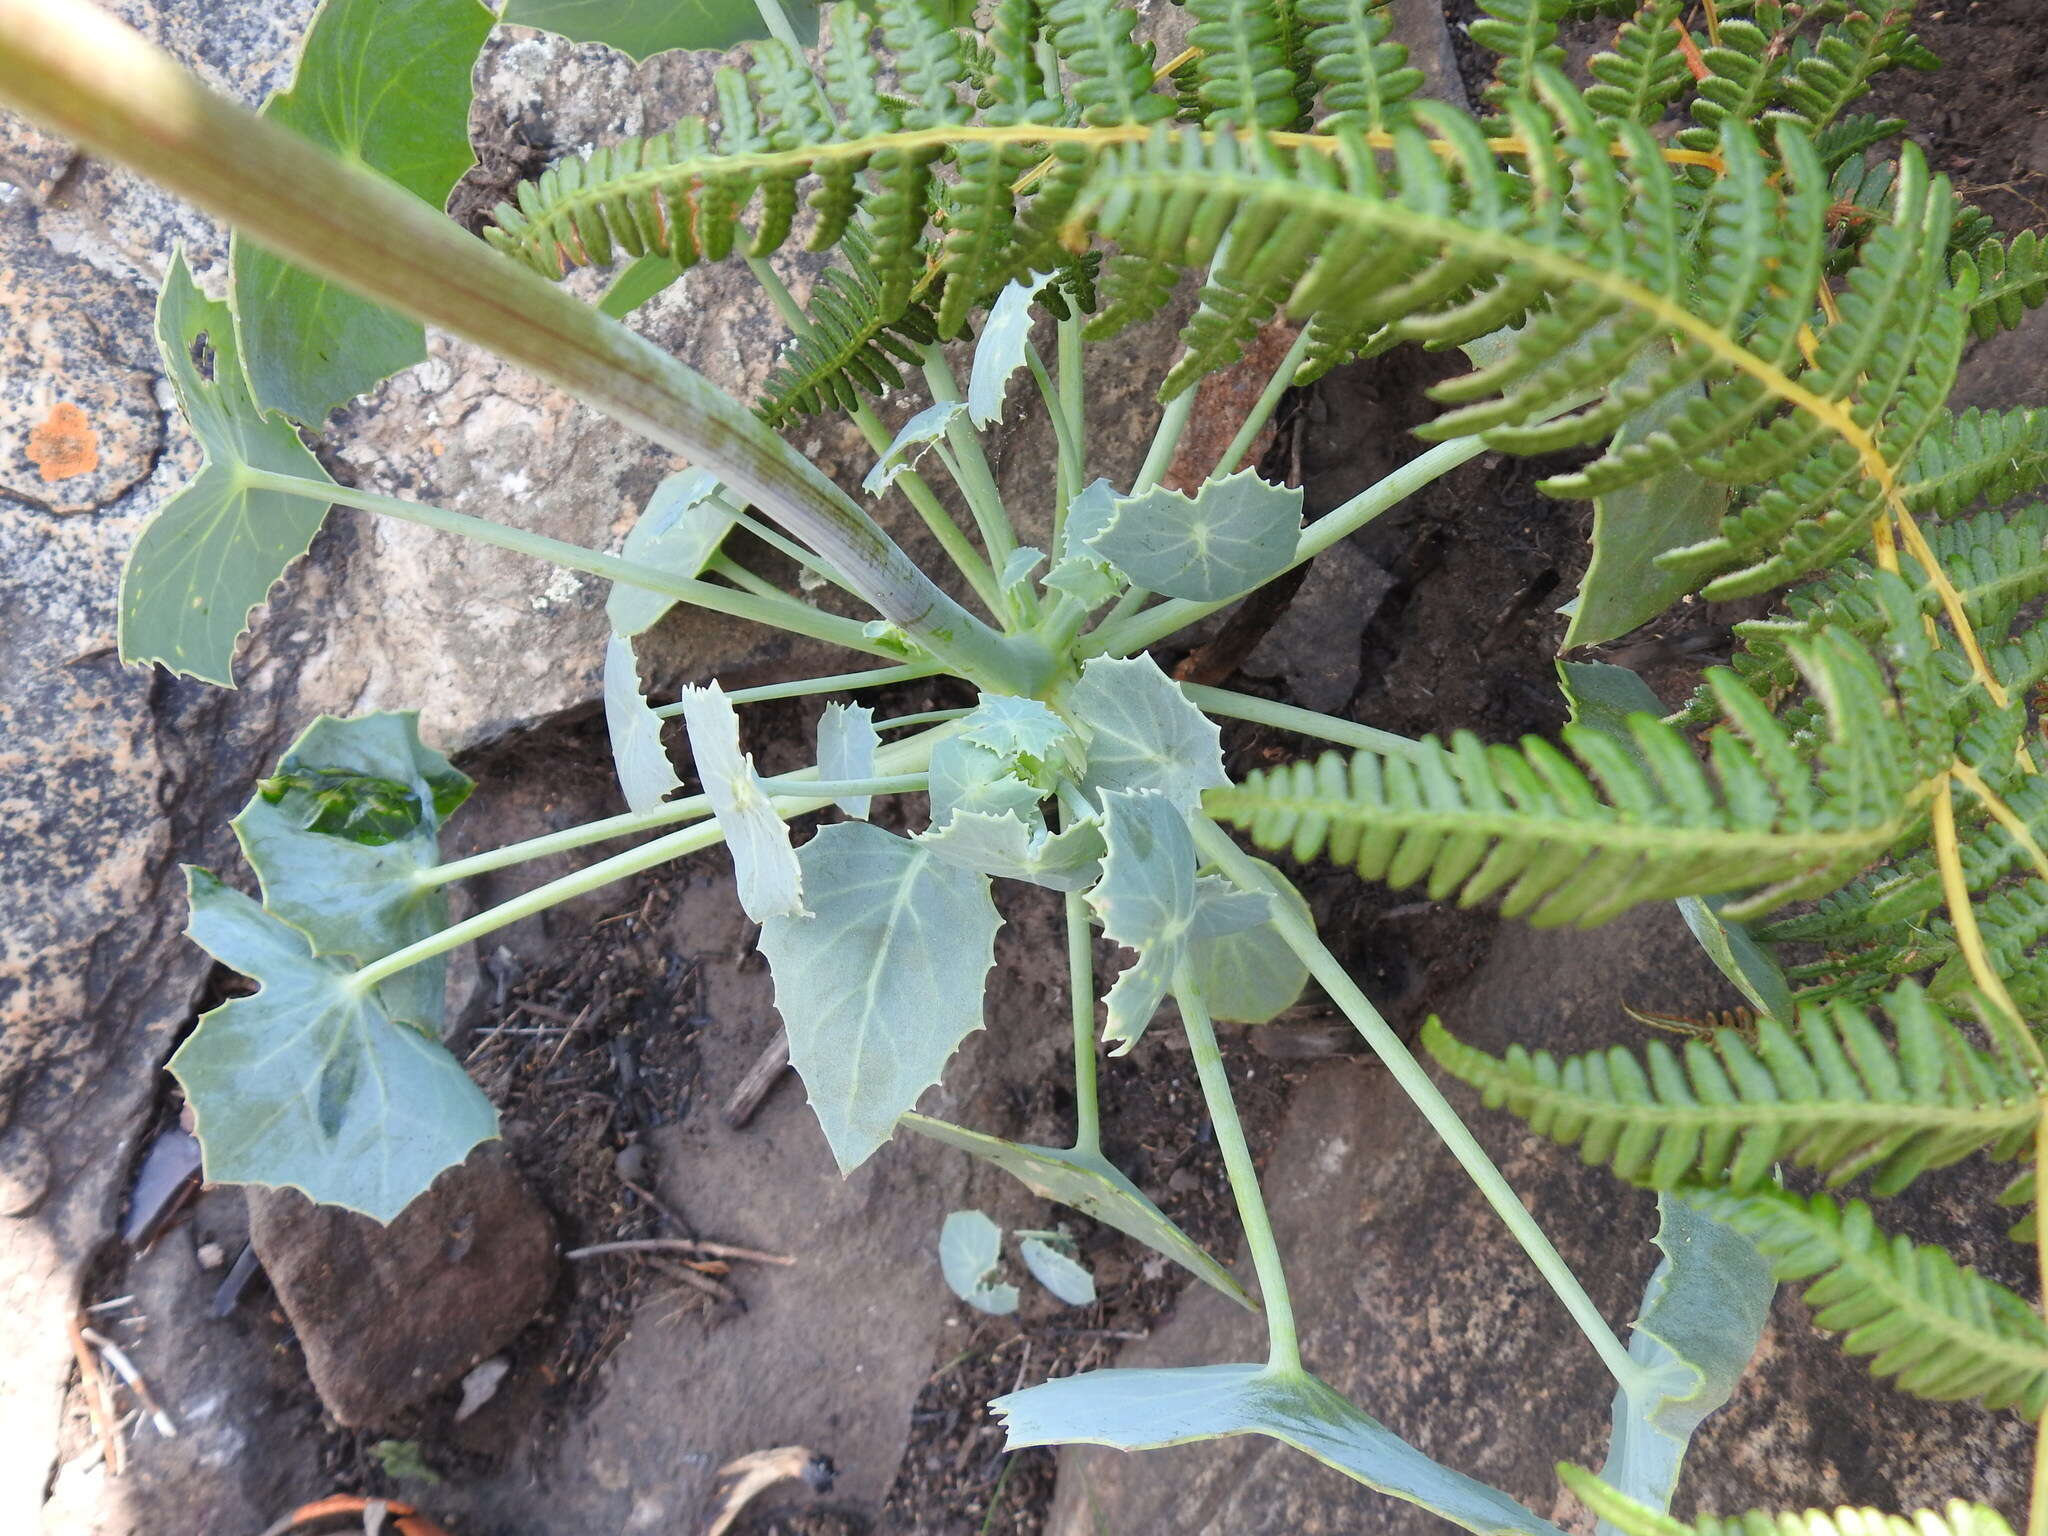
[6,0,2047,1530]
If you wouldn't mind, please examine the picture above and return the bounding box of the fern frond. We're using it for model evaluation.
[1204,638,1922,928]
[1296,0,1422,133]
[1187,0,1306,131]
[1687,1187,2048,1415]
[1582,0,1691,125]
[1954,228,2048,340]
[1468,0,1569,118]
[1423,985,2035,1195]
[1560,1466,2017,1536]
[757,228,941,423]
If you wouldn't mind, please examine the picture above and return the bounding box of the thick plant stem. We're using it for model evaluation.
[245,469,889,657]
[1183,686,1427,761]
[1192,820,1647,1394]
[743,254,1005,616]
[1086,433,1490,658]
[0,0,1044,693]
[1174,964,1301,1372]
[1212,328,1315,481]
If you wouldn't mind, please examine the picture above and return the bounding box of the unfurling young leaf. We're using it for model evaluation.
[1090,791,1269,1053]
[608,469,737,637]
[817,702,881,818]
[1070,655,1228,815]
[761,824,1001,1172]
[994,1363,1564,1536]
[603,635,683,814]
[676,682,806,922]
[1019,1233,1096,1306]
[169,869,498,1223]
[232,0,493,423]
[1087,469,1304,603]
[916,810,1105,891]
[233,711,472,1030]
[968,271,1058,427]
[939,1208,1019,1315]
[900,1115,1252,1307]
[120,250,334,686]
[503,0,820,58]
[1597,1194,1774,1528]
[1043,479,1126,611]
[863,402,966,495]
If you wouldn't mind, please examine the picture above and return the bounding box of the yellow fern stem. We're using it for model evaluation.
[1932,770,2027,1028]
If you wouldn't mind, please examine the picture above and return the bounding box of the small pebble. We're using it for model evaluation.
[615,1144,648,1184]
[196,1241,227,1270]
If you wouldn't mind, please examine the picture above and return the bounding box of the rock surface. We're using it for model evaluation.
[248,1145,557,1427]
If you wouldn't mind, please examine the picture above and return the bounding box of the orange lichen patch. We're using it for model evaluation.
[25,402,99,482]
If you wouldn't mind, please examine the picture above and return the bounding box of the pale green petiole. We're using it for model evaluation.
[728,507,863,599]
[1056,313,1086,545]
[1063,802,1103,1157]
[242,468,891,658]
[924,348,1028,583]
[1211,327,1315,482]
[1174,961,1301,1372]
[1191,819,1649,1396]
[705,553,791,602]
[1029,341,1083,521]
[1183,686,1428,761]
[360,736,945,985]
[691,663,941,710]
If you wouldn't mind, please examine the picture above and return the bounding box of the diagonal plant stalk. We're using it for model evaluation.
[355,730,944,993]
[1174,962,1301,1371]
[0,0,1047,696]
[1192,819,1650,1395]
[240,469,888,657]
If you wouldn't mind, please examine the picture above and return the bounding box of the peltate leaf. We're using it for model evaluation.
[1185,857,1313,1024]
[898,1114,1251,1306]
[1020,1235,1096,1306]
[608,469,735,636]
[233,711,472,1029]
[169,869,498,1222]
[994,1363,1563,1536]
[603,635,683,813]
[817,702,880,818]
[1090,791,1268,1053]
[1071,654,1228,816]
[968,271,1057,427]
[1596,1193,1774,1528]
[761,823,1001,1172]
[863,402,966,495]
[120,250,334,685]
[504,0,819,57]
[1088,469,1304,602]
[939,1208,1019,1314]
[677,682,806,921]
[1560,661,1793,1019]
[232,0,492,423]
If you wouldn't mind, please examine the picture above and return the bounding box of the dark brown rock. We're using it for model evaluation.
[248,1144,556,1426]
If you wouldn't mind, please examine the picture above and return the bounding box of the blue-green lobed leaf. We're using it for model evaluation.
[817,702,880,818]
[120,250,335,686]
[1090,791,1268,1052]
[916,809,1105,891]
[677,683,806,920]
[233,0,493,423]
[968,271,1057,427]
[233,711,472,1030]
[863,402,966,495]
[169,869,498,1222]
[1019,1234,1096,1306]
[762,823,1001,1172]
[994,1363,1563,1536]
[1185,858,1313,1024]
[608,469,736,637]
[1070,655,1228,816]
[898,1114,1251,1306]
[603,635,683,813]
[1087,469,1304,603]
[1596,1193,1774,1528]
[939,1208,1019,1314]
